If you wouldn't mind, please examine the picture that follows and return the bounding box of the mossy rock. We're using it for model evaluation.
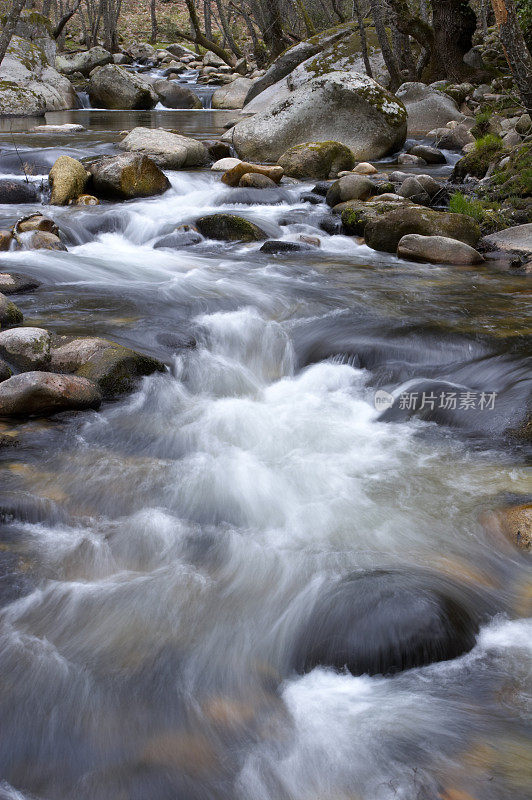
[364,206,481,253]
[453,135,504,180]
[489,142,532,200]
[0,293,23,329]
[50,337,165,398]
[341,200,410,236]
[195,214,268,242]
[49,156,88,206]
[278,141,355,179]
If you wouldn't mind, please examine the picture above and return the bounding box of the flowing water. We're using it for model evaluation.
[0,111,531,800]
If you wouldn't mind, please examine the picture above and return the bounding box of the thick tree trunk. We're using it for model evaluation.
[53,0,83,40]
[352,0,373,77]
[369,0,402,88]
[431,0,476,81]
[0,0,27,66]
[490,0,532,116]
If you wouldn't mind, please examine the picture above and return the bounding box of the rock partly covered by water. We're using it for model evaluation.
[221,162,283,187]
[49,156,89,206]
[55,46,112,76]
[118,128,208,169]
[50,336,166,398]
[292,569,482,676]
[0,13,78,115]
[212,78,255,109]
[224,72,407,163]
[395,82,464,135]
[152,80,202,109]
[196,214,268,242]
[397,234,484,265]
[89,153,170,200]
[278,141,355,179]
[365,207,481,253]
[0,273,41,294]
[326,174,375,206]
[0,371,101,417]
[0,327,51,370]
[89,64,157,110]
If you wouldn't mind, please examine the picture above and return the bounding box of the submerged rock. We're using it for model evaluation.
[0,327,51,370]
[154,227,203,248]
[0,371,101,417]
[291,569,482,676]
[277,141,355,179]
[326,174,375,206]
[260,240,314,254]
[487,504,532,551]
[0,273,40,294]
[365,207,480,253]
[0,293,23,329]
[0,232,13,251]
[49,336,166,398]
[196,214,268,242]
[15,231,66,251]
[0,179,39,204]
[118,127,207,169]
[88,64,157,110]
[397,234,484,265]
[89,153,170,200]
[49,155,88,205]
[239,173,277,188]
[224,72,407,163]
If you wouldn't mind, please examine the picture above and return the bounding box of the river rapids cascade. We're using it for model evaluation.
[0,105,530,800]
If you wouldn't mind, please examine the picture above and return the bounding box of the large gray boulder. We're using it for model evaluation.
[480,224,532,258]
[395,82,464,135]
[0,371,101,417]
[397,234,484,264]
[55,46,112,76]
[88,64,157,110]
[0,327,51,370]
[212,78,254,109]
[0,33,77,115]
[89,153,170,200]
[245,25,355,105]
[224,72,407,163]
[118,127,208,169]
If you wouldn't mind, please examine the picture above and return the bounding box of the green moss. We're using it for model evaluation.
[278,141,355,178]
[75,344,164,398]
[449,191,486,222]
[196,214,268,242]
[471,111,491,139]
[448,191,511,234]
[489,142,532,200]
[453,134,504,180]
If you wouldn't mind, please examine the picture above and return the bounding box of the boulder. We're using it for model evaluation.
[88,64,157,110]
[397,234,484,265]
[203,140,232,161]
[153,80,202,109]
[244,25,354,105]
[396,177,431,205]
[260,240,314,254]
[408,144,446,164]
[195,214,267,242]
[0,26,78,115]
[0,272,41,294]
[488,504,532,551]
[13,214,58,237]
[32,123,84,133]
[291,569,482,676]
[515,114,531,136]
[221,162,283,187]
[352,162,377,175]
[0,179,39,204]
[76,195,99,206]
[211,157,242,172]
[0,233,13,252]
[395,82,464,135]
[0,293,23,329]
[0,359,12,382]
[49,336,165,398]
[55,46,112,76]
[340,199,411,235]
[0,327,51,370]
[203,51,225,67]
[49,155,88,205]
[154,228,203,248]
[166,43,197,59]
[0,371,101,417]
[212,78,254,109]
[118,127,207,169]
[125,42,157,63]
[397,153,427,166]
[224,72,407,163]
[480,224,532,258]
[432,123,475,150]
[277,141,355,179]
[239,173,277,188]
[326,174,375,206]
[365,206,480,253]
[89,154,170,200]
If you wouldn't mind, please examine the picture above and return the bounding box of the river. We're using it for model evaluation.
[0,108,530,800]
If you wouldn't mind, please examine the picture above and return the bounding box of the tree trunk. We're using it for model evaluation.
[369,0,402,88]
[430,0,477,81]
[204,0,213,40]
[0,0,27,66]
[150,0,158,44]
[490,0,532,116]
[175,0,238,67]
[215,0,243,57]
[53,0,83,40]
[353,0,373,77]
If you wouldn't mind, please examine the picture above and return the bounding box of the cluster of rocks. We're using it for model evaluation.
[0,277,165,421]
